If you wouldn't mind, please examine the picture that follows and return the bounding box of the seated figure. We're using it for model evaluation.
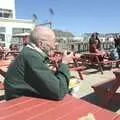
[89,39,108,61]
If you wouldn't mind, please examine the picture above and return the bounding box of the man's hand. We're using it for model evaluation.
[62,52,74,64]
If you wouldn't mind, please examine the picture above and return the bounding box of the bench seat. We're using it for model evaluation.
[92,78,116,105]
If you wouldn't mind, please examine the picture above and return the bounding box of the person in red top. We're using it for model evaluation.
[89,39,107,61]
[89,32,101,50]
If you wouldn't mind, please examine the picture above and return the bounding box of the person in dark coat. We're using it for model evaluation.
[5,26,70,100]
[114,35,120,59]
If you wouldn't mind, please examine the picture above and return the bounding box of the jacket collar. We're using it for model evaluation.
[26,43,48,58]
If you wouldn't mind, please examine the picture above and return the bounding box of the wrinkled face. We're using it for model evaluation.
[43,32,55,50]
[36,27,56,50]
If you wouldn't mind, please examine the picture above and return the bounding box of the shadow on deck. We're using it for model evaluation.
[81,92,120,112]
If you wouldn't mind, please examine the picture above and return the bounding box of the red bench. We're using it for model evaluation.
[92,78,115,106]
[49,54,85,80]
[92,70,120,106]
[0,63,9,91]
[81,53,120,74]
[70,57,86,80]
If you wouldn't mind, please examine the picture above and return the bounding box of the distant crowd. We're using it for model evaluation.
[89,32,120,60]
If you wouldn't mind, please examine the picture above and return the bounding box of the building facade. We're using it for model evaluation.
[0,0,34,47]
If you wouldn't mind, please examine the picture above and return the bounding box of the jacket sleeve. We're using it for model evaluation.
[24,51,70,100]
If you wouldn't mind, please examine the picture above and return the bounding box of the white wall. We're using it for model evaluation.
[0,0,16,18]
[0,19,34,47]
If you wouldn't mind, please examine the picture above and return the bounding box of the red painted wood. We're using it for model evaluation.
[0,95,118,120]
[114,115,120,120]
[0,97,33,109]
[70,66,86,71]
[56,100,117,120]
[0,60,11,67]
[94,109,118,120]
[0,82,4,90]
[0,95,72,120]
[28,98,85,120]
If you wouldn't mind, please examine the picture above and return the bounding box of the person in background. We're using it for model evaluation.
[89,32,101,51]
[89,39,104,61]
[109,45,119,60]
[89,32,111,61]
[114,35,119,48]
[23,36,29,46]
[5,26,70,100]
[89,38,110,61]
[114,34,120,59]
[9,44,18,51]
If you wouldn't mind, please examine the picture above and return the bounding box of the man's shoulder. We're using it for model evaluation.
[22,47,39,54]
[21,47,43,59]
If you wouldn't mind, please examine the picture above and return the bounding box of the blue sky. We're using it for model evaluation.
[16,0,120,35]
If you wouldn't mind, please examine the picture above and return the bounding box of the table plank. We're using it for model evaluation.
[0,97,33,109]
[55,100,117,120]
[0,95,73,120]
[114,115,120,120]
[28,97,85,120]
[0,95,118,120]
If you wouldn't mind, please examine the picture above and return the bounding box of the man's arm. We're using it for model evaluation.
[24,50,70,100]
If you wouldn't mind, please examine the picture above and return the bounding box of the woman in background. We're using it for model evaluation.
[89,33,109,61]
[89,32,101,51]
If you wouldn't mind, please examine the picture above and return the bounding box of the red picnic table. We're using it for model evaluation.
[0,50,20,60]
[92,69,120,106]
[82,52,120,75]
[115,116,120,120]
[0,59,11,67]
[0,95,119,120]
[49,55,85,80]
[0,59,10,78]
[0,60,11,90]
[4,51,20,59]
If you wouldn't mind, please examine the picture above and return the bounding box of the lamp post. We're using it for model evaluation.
[32,7,54,29]
[48,8,54,29]
[37,20,52,28]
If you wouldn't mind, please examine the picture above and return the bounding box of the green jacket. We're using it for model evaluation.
[5,47,70,100]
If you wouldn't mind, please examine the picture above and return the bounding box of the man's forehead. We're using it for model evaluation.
[35,26,53,33]
[35,26,55,39]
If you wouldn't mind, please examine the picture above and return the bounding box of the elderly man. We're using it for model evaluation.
[5,26,70,100]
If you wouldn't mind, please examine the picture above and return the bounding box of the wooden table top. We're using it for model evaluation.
[0,95,119,120]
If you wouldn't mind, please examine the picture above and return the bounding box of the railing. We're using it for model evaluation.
[67,42,115,53]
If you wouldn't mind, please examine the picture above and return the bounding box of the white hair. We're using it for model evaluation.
[29,26,55,47]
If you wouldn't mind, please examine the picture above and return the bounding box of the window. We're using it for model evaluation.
[12,28,31,34]
[0,8,13,18]
[0,34,5,41]
[0,27,5,33]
